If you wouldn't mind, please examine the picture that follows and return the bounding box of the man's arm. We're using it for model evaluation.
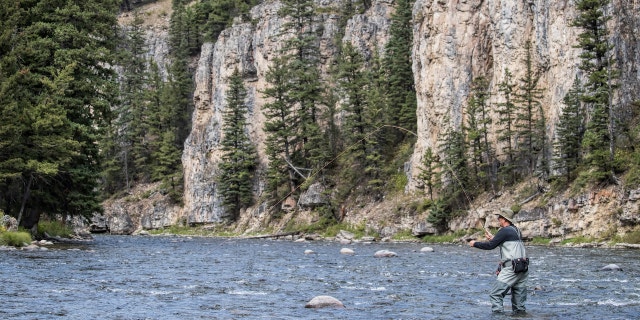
[470,228,509,250]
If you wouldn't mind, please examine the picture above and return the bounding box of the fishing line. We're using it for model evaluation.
[264,124,482,230]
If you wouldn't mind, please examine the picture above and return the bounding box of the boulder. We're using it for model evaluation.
[340,248,355,255]
[412,222,437,237]
[298,182,329,208]
[420,246,434,252]
[600,264,623,271]
[305,295,345,308]
[374,249,397,258]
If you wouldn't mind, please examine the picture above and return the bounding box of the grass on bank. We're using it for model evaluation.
[0,231,32,247]
[37,220,73,238]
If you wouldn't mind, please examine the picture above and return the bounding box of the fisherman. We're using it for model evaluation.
[469,208,529,314]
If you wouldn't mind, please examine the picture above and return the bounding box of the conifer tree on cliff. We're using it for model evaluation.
[465,77,495,191]
[218,69,257,219]
[571,0,618,183]
[515,41,547,178]
[496,69,519,186]
[383,0,417,142]
[262,0,327,204]
[335,43,370,177]
[0,0,120,228]
[553,77,585,183]
[280,0,327,170]
[262,56,296,202]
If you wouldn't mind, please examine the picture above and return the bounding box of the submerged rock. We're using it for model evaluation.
[305,295,345,308]
[600,264,623,271]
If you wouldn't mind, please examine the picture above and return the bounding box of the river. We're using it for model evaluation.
[1,235,639,319]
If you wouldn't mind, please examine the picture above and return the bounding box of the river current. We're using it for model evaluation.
[1,235,639,319]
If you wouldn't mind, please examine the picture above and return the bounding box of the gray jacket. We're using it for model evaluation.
[473,225,527,264]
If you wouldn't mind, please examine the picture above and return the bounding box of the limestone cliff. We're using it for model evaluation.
[104,0,640,239]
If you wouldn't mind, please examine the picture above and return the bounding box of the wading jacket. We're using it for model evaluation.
[473,225,526,264]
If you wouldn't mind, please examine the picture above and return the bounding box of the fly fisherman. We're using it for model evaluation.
[469,208,529,314]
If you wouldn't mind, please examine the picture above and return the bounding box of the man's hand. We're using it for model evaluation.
[469,240,475,247]
[484,229,493,240]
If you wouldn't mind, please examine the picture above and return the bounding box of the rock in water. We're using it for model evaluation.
[340,248,355,255]
[374,249,397,258]
[305,295,345,308]
[600,264,623,271]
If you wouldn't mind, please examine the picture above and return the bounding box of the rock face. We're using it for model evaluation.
[105,0,640,238]
[407,0,640,190]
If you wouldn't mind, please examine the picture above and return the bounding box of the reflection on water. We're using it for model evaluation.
[1,235,639,319]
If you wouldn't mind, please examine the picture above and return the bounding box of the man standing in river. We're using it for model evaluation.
[469,208,529,314]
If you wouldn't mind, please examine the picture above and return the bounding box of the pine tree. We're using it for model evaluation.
[571,0,618,182]
[553,77,585,182]
[278,0,327,172]
[515,41,546,177]
[362,51,387,196]
[432,123,469,231]
[0,0,120,226]
[465,77,494,191]
[115,10,151,187]
[495,69,519,185]
[218,69,257,219]
[418,147,440,200]
[383,0,417,138]
[262,57,297,201]
[336,42,369,169]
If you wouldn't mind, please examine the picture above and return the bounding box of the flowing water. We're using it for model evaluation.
[1,235,639,319]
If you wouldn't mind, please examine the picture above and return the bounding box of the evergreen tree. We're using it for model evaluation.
[115,10,151,187]
[278,0,327,171]
[553,77,585,182]
[571,0,618,182]
[362,51,387,196]
[336,43,369,170]
[418,147,440,200]
[0,0,120,227]
[383,0,417,139]
[218,69,257,219]
[495,69,519,185]
[432,123,469,231]
[262,57,297,201]
[465,77,494,191]
[515,41,546,177]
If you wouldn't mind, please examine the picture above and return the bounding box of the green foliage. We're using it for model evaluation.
[571,0,618,182]
[622,230,640,244]
[421,230,467,243]
[0,0,120,226]
[218,68,258,219]
[383,0,417,137]
[515,41,546,177]
[426,199,449,232]
[466,76,495,190]
[560,235,596,245]
[0,231,32,247]
[37,220,72,238]
[530,237,551,245]
[553,77,585,182]
[391,229,415,241]
[417,148,441,200]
